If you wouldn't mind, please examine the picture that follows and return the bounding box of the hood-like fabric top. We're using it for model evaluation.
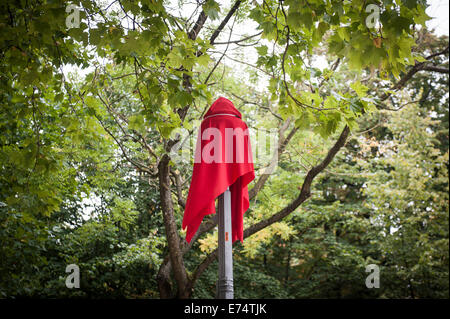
[203,96,242,119]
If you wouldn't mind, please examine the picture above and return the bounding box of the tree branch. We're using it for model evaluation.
[421,65,449,74]
[188,10,207,40]
[95,115,153,174]
[249,120,297,200]
[190,125,350,284]
[379,45,449,102]
[204,10,237,84]
[209,0,242,44]
[425,45,449,60]
[171,170,186,209]
[209,51,272,76]
[246,125,350,236]
[229,92,283,121]
[213,31,263,45]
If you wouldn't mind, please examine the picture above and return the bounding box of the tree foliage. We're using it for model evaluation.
[0,0,448,298]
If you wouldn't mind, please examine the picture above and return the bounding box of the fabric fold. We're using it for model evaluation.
[182,97,255,243]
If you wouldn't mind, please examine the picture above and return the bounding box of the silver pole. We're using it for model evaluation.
[216,187,233,299]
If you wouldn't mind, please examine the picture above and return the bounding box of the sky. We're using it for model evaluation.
[426,0,449,36]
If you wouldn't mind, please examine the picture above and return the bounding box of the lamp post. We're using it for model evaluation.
[216,187,233,299]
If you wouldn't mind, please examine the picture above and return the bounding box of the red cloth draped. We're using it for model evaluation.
[182,97,255,243]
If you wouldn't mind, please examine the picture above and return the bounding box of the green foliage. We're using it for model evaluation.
[358,103,449,298]
[250,0,429,139]
[0,0,447,299]
[192,258,289,299]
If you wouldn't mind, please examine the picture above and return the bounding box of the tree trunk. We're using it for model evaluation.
[156,255,173,298]
[158,154,190,298]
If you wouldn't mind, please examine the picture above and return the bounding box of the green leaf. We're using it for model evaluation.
[337,28,350,42]
[89,28,102,45]
[287,11,303,31]
[350,81,369,98]
[176,91,192,106]
[203,1,221,20]
[197,54,210,67]
[295,110,313,130]
[167,51,184,67]
[129,114,145,132]
[413,5,432,27]
[412,54,427,63]
[256,45,268,56]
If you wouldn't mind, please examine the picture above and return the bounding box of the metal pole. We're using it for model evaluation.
[216,187,233,299]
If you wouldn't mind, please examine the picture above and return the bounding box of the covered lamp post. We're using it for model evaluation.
[182,97,255,299]
[217,187,233,298]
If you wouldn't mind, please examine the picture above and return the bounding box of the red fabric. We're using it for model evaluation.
[182,97,255,243]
